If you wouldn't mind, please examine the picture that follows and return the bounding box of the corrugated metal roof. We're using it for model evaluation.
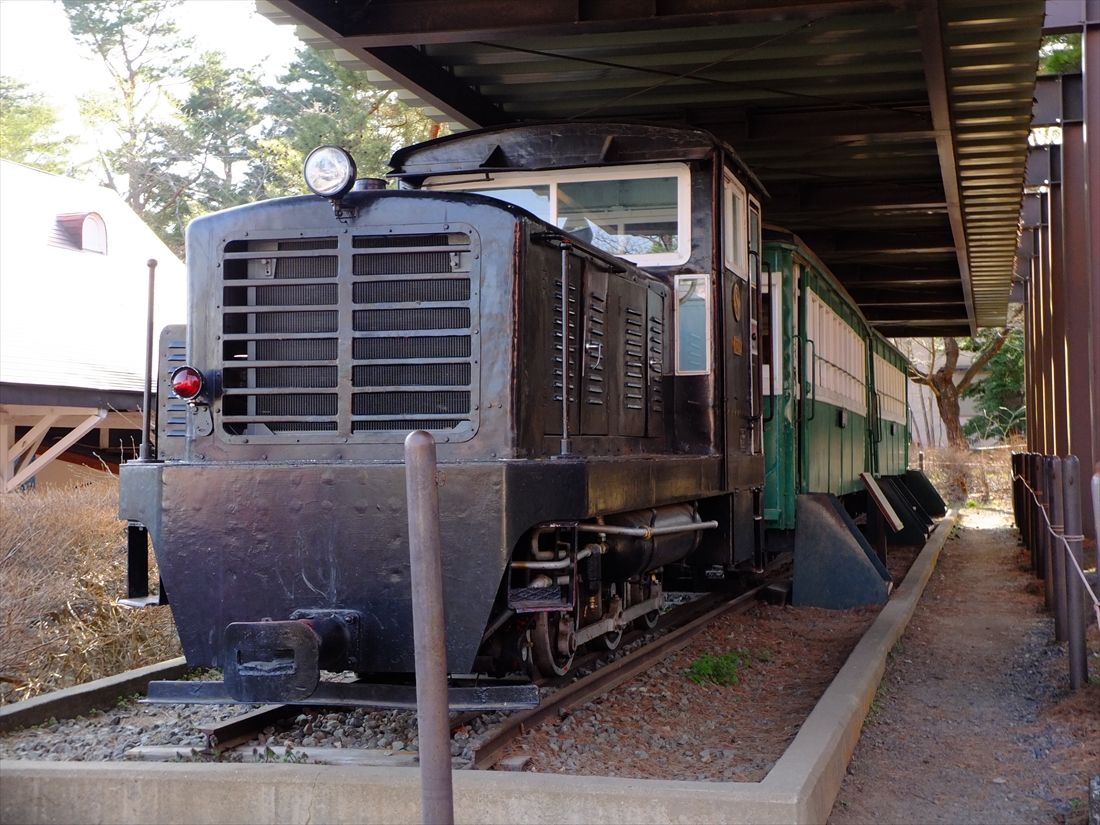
[257,0,1044,334]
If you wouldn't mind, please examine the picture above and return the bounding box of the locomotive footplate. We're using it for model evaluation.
[143,678,540,711]
[145,609,539,710]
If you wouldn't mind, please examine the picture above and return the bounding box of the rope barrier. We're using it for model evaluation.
[1013,473,1100,629]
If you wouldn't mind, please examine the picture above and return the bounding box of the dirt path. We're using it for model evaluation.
[830,508,1100,825]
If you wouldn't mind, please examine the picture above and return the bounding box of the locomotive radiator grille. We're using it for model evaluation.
[218,229,480,443]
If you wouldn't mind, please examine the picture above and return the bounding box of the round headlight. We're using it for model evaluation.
[303,146,357,198]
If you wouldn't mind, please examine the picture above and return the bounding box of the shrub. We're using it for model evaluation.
[0,479,181,704]
[685,651,754,686]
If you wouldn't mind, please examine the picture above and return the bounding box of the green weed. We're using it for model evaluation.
[685,650,755,686]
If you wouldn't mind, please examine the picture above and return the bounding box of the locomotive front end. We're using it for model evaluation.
[120,156,534,706]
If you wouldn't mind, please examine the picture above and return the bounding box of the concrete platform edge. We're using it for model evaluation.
[763,511,958,823]
[0,516,956,825]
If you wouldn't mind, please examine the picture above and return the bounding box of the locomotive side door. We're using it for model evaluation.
[719,170,754,489]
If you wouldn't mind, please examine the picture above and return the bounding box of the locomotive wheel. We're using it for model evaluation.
[600,627,623,650]
[640,609,660,630]
[531,611,575,677]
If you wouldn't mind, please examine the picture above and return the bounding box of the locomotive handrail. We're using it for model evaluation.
[805,337,817,420]
[762,268,776,425]
[749,247,762,428]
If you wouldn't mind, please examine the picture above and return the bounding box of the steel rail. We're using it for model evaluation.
[200,704,302,752]
[470,584,767,770]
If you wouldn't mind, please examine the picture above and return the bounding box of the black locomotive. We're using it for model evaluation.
[121,122,934,708]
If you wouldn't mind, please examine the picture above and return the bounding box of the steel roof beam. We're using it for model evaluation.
[263,0,506,128]
[314,0,917,47]
[362,46,511,126]
[918,0,977,335]
[862,304,969,321]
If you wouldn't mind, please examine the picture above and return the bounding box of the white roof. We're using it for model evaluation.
[0,161,186,394]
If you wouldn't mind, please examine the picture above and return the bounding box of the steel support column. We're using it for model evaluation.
[1037,1,1100,544]
[1085,4,1100,541]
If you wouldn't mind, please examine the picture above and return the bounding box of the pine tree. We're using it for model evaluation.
[0,76,75,174]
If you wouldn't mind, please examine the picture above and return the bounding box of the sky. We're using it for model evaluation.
[0,0,304,159]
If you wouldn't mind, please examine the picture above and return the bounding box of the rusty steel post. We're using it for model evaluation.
[1026,453,1036,570]
[1033,453,1045,578]
[1086,10,1100,547]
[1062,455,1088,689]
[1042,457,1055,610]
[138,259,157,462]
[1016,453,1025,536]
[1048,162,1070,459]
[1049,457,1067,641]
[1061,109,1098,543]
[1093,466,1100,577]
[404,431,455,825]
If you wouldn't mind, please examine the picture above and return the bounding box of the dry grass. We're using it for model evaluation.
[0,479,181,705]
[916,443,1016,506]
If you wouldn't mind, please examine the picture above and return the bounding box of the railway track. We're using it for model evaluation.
[183,585,770,766]
[470,585,766,769]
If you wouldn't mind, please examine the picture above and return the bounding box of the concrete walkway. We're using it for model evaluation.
[830,508,1100,824]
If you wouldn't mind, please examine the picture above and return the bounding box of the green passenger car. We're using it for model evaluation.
[762,228,911,531]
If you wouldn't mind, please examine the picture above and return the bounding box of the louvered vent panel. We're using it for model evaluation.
[552,280,579,403]
[648,313,664,413]
[623,307,645,411]
[218,230,479,442]
[584,290,607,407]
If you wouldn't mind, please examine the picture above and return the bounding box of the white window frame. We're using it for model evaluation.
[81,213,107,254]
[423,163,692,267]
[722,170,748,278]
[674,273,713,375]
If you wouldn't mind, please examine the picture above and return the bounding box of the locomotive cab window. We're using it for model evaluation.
[675,274,712,375]
[424,163,691,267]
[722,171,748,278]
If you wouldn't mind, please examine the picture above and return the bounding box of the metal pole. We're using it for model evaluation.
[1021,454,1030,556]
[1092,464,1099,577]
[1062,455,1088,689]
[1011,453,1020,532]
[1043,456,1055,610]
[404,431,455,825]
[138,259,157,462]
[1026,454,1035,571]
[1049,457,1067,642]
[1034,453,1045,579]
[559,245,572,456]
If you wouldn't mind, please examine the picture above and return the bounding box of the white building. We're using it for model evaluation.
[0,160,186,490]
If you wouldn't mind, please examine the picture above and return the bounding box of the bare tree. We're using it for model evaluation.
[908,326,1015,449]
